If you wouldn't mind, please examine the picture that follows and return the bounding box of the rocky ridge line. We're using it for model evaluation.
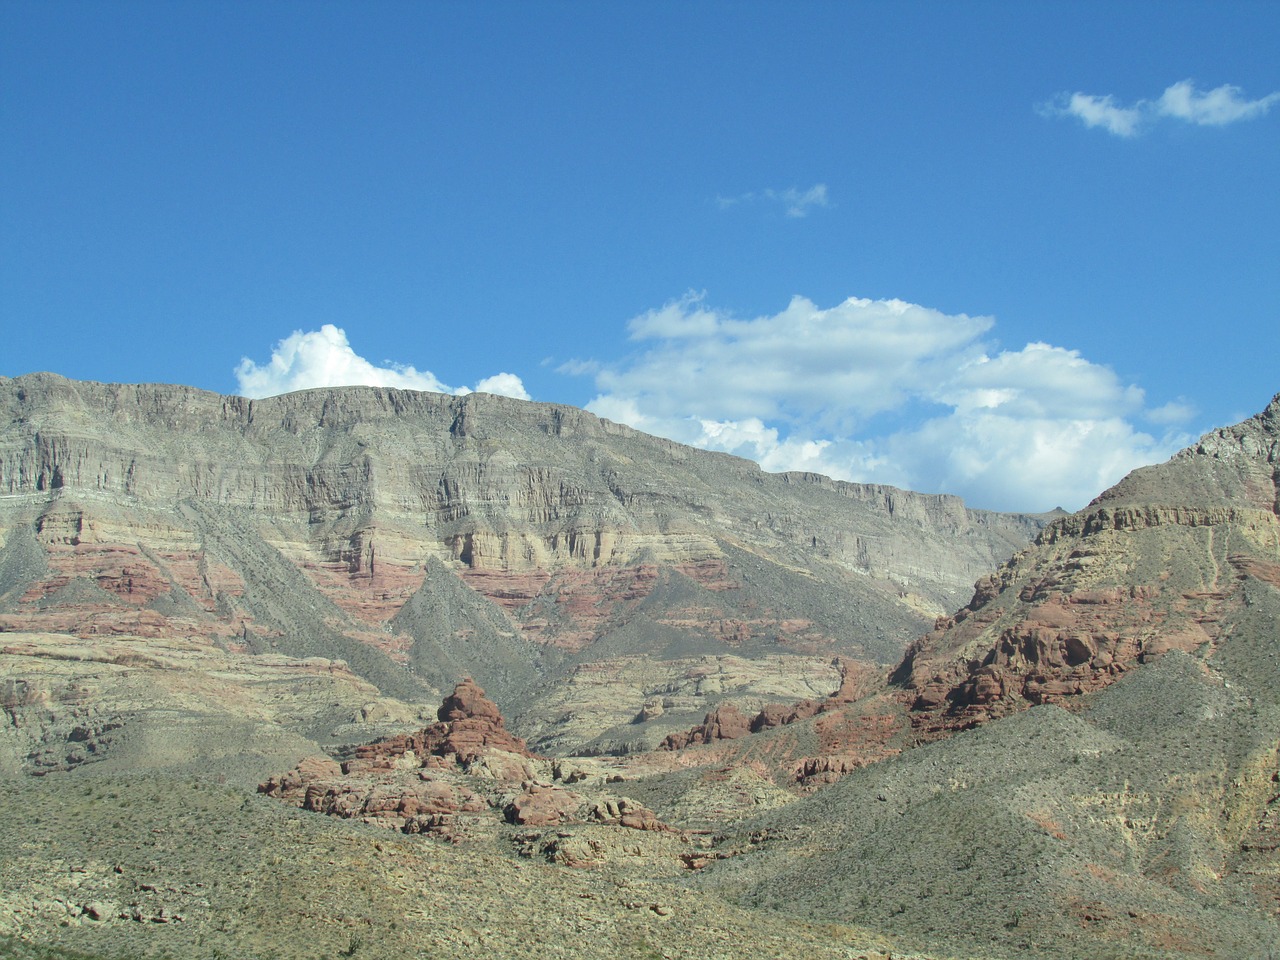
[894,391,1280,737]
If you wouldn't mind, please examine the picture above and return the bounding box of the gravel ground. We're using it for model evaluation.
[0,769,949,960]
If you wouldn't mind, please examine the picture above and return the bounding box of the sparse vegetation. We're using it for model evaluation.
[2,382,1280,959]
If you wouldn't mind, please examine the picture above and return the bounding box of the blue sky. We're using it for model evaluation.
[3,2,1278,512]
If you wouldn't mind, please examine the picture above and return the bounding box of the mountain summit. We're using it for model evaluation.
[897,391,1280,736]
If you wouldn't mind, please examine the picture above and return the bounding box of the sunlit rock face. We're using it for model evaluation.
[897,392,1280,737]
[0,372,1046,746]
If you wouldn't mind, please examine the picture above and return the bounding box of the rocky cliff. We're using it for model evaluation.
[895,392,1280,735]
[692,393,1280,960]
[0,372,1046,749]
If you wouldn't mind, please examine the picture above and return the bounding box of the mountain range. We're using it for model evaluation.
[1,372,1277,960]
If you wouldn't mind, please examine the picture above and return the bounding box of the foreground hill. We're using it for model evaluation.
[695,393,1280,959]
[0,373,1044,758]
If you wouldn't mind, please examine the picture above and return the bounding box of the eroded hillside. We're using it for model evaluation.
[0,373,1046,753]
[689,393,1280,959]
[7,376,1280,960]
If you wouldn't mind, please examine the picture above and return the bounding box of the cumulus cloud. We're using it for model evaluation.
[575,294,1191,512]
[1043,79,1280,136]
[717,183,830,218]
[235,325,530,401]
[596,292,992,432]
[473,372,531,401]
[883,412,1175,514]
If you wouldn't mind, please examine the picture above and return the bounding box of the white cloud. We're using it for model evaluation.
[235,325,530,401]
[1145,398,1196,426]
[596,292,992,432]
[884,413,1183,514]
[235,325,448,397]
[938,343,1146,420]
[716,183,830,218]
[473,372,531,400]
[627,291,720,339]
[1044,79,1280,136]
[1157,80,1280,126]
[689,419,889,484]
[553,358,601,377]
[768,184,830,218]
[1056,93,1145,137]
[579,295,1187,512]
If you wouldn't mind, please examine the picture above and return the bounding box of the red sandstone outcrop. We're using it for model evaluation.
[340,678,534,773]
[260,679,536,838]
[661,703,752,750]
[503,782,584,826]
[896,549,1227,738]
[894,393,1280,739]
[260,679,671,845]
[659,657,876,752]
[749,699,821,733]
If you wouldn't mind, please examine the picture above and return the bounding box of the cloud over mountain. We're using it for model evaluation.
[577,294,1190,512]
[235,325,530,401]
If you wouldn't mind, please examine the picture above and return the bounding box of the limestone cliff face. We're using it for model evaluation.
[0,373,1045,728]
[897,393,1280,735]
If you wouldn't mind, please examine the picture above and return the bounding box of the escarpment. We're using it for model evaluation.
[0,373,1047,737]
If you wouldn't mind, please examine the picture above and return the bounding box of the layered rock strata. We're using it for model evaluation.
[0,373,1048,733]
[0,631,428,786]
[895,393,1280,736]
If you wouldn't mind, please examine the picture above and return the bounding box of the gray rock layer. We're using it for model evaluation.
[0,372,1046,735]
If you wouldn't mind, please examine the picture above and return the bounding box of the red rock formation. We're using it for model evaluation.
[503,782,584,826]
[258,759,491,841]
[749,699,821,733]
[341,678,534,772]
[896,568,1223,739]
[825,657,880,704]
[290,528,429,625]
[262,680,535,838]
[437,677,502,723]
[661,703,752,750]
[260,679,672,843]
[895,430,1280,738]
